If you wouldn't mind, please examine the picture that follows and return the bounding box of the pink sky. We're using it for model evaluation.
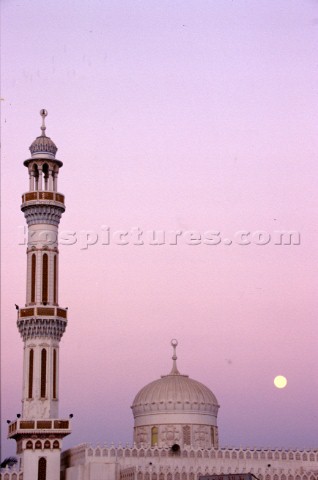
[1,0,318,458]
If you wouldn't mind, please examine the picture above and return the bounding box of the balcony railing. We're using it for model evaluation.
[8,419,71,437]
[19,306,67,319]
[22,191,65,204]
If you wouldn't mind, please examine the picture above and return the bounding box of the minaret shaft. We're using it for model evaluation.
[8,111,71,480]
[20,163,65,419]
[26,223,59,304]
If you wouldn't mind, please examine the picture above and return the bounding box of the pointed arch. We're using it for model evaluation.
[38,457,47,480]
[183,425,191,446]
[53,255,57,304]
[42,254,48,304]
[53,349,57,399]
[33,164,39,190]
[151,426,158,446]
[210,427,215,446]
[41,349,47,398]
[31,253,36,303]
[28,349,34,398]
[42,163,49,191]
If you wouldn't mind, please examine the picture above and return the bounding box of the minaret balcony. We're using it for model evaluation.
[17,307,68,341]
[21,191,65,207]
[7,419,71,440]
[18,306,67,320]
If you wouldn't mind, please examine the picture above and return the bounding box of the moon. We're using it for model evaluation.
[274,375,287,389]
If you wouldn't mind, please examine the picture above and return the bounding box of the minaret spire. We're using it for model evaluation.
[169,339,180,375]
[40,108,48,136]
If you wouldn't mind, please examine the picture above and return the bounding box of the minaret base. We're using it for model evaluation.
[8,419,71,480]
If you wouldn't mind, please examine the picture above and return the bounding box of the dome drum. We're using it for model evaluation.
[134,423,219,449]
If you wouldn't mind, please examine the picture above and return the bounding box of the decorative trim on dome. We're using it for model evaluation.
[30,136,58,156]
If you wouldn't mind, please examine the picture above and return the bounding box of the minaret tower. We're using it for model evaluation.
[8,110,71,480]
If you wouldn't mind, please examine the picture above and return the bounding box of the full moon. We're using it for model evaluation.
[274,375,287,389]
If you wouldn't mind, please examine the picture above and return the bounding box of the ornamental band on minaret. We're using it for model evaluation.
[7,110,71,480]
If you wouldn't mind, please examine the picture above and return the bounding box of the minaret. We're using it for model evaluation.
[8,110,71,480]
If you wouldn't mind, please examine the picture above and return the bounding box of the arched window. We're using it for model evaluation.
[35,440,42,449]
[53,167,58,191]
[42,164,49,191]
[28,349,34,398]
[33,164,39,190]
[183,426,191,446]
[31,254,36,303]
[44,440,50,449]
[38,457,46,480]
[151,426,158,446]
[26,440,33,449]
[53,349,57,399]
[41,349,47,398]
[53,440,59,449]
[42,254,48,304]
[211,427,216,446]
[53,256,57,304]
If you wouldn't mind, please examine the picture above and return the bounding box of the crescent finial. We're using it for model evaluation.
[40,109,48,136]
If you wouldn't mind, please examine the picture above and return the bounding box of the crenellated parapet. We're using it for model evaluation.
[61,444,318,480]
[73,444,318,463]
[0,467,24,480]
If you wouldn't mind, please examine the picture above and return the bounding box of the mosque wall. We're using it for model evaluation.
[60,445,318,480]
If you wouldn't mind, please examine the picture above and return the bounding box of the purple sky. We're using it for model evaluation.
[1,0,318,458]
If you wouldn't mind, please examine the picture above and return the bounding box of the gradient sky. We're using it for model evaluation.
[1,0,318,459]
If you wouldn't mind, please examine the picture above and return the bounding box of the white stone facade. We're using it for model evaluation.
[21,337,60,419]
[61,444,318,480]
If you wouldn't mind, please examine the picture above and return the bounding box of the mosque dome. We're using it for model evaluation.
[29,135,58,157]
[132,367,218,417]
[28,109,58,159]
[131,340,220,449]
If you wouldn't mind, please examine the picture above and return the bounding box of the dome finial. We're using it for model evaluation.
[40,109,48,136]
[169,339,180,375]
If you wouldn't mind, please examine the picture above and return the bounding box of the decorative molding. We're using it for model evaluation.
[27,246,59,253]
[17,317,67,341]
[22,191,65,204]
[22,204,64,226]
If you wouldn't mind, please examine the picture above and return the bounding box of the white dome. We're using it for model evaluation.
[132,373,219,417]
[131,340,220,449]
